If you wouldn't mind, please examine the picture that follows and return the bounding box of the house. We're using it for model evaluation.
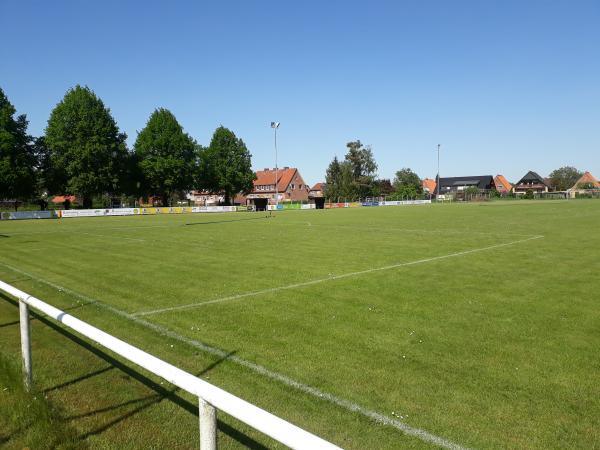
[569,171,600,190]
[512,171,550,195]
[422,178,437,195]
[187,190,224,206]
[437,175,495,194]
[494,175,512,194]
[238,167,310,210]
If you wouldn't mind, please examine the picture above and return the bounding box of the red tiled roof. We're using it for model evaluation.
[311,183,324,191]
[51,195,77,204]
[571,171,600,190]
[254,168,298,192]
[422,178,436,193]
[494,175,513,192]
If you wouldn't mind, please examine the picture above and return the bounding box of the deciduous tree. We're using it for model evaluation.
[45,85,128,208]
[199,126,255,205]
[134,108,196,206]
[0,88,36,209]
[548,166,582,191]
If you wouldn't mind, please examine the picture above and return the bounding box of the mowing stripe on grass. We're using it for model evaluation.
[0,261,470,450]
[134,235,544,317]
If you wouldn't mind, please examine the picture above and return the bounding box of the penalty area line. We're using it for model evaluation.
[0,261,470,450]
[134,235,544,317]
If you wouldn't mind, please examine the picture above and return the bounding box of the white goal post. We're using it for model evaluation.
[0,280,342,450]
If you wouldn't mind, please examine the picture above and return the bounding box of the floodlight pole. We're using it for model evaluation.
[275,126,278,207]
[436,144,441,198]
[271,122,280,208]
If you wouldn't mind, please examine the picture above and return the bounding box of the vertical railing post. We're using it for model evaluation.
[19,299,32,391]
[199,397,217,450]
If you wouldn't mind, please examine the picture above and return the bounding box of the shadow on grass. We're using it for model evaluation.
[185,216,269,226]
[1,295,269,449]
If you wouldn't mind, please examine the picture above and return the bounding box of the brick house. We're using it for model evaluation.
[237,167,310,210]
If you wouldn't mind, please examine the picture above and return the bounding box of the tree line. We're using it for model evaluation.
[324,141,423,201]
[0,86,255,209]
[323,142,592,201]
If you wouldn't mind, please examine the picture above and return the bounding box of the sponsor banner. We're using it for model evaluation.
[106,208,137,216]
[0,210,55,220]
[380,200,431,206]
[192,206,237,213]
[60,209,106,218]
[267,205,284,211]
[236,205,254,212]
[300,204,315,209]
[348,202,361,208]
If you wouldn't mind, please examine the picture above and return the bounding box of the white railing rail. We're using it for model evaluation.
[0,280,342,450]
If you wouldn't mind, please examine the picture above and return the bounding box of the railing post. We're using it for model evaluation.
[19,299,32,391]
[199,397,217,450]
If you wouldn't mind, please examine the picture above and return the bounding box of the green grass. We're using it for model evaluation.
[0,351,85,449]
[0,201,599,449]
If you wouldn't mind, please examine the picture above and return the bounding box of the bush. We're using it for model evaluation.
[524,189,534,199]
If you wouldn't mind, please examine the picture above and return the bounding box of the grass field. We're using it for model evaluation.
[1,201,599,449]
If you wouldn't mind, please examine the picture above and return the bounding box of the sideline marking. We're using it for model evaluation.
[0,261,470,450]
[134,235,544,317]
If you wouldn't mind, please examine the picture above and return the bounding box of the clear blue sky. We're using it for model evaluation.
[2,0,599,185]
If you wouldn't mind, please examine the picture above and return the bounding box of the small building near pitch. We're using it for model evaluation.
[308,182,326,209]
[512,171,550,195]
[237,167,310,210]
[493,175,513,194]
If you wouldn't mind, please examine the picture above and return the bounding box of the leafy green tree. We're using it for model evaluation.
[134,108,196,206]
[199,126,255,205]
[344,140,378,197]
[0,88,36,209]
[548,166,582,191]
[45,85,128,208]
[393,168,422,194]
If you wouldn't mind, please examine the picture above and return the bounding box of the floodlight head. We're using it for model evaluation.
[271,122,280,128]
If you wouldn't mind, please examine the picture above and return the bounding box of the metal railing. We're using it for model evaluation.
[0,280,342,450]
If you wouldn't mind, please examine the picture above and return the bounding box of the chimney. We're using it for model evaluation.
[283,166,289,169]
[264,168,269,171]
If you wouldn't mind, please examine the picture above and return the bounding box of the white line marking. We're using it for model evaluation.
[0,262,470,450]
[134,235,544,317]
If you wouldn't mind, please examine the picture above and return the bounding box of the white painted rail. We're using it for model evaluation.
[0,280,342,450]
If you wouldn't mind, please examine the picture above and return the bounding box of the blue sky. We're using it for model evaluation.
[2,0,599,185]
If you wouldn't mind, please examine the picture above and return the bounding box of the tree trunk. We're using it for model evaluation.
[161,193,170,207]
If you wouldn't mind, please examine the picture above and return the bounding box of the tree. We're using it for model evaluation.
[134,108,196,206]
[199,126,255,205]
[374,179,394,196]
[344,140,378,197]
[45,85,128,208]
[548,166,582,191]
[0,87,36,209]
[393,168,422,194]
[324,156,342,200]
